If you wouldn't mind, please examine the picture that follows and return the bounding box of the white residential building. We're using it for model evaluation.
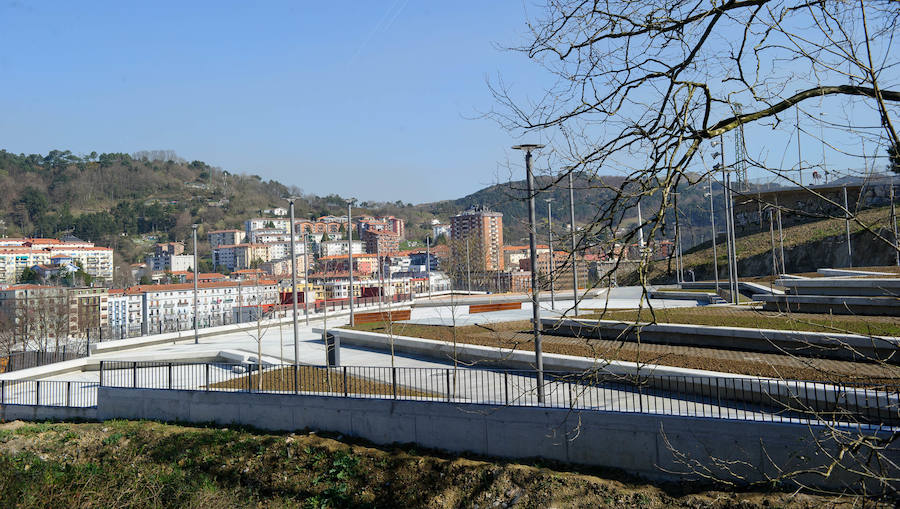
[318,240,365,257]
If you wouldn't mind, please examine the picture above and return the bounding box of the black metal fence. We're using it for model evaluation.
[0,350,87,374]
[0,380,97,407]
[97,361,900,427]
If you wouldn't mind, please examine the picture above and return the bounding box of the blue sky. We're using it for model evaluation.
[0,1,544,202]
[1,2,893,205]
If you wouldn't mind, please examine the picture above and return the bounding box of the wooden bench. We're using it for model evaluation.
[469,302,522,314]
[354,309,412,324]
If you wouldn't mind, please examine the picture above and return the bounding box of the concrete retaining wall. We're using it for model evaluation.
[0,404,97,421]
[97,387,898,491]
[753,294,900,316]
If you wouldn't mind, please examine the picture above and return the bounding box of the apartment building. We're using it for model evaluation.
[319,240,364,258]
[357,215,404,239]
[212,243,270,271]
[134,280,278,334]
[362,229,400,255]
[318,253,378,275]
[450,205,504,271]
[0,238,114,283]
[208,229,246,249]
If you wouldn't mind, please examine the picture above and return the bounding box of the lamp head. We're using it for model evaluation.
[511,144,545,152]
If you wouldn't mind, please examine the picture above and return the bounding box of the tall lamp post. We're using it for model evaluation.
[566,169,579,315]
[192,224,199,344]
[705,175,719,294]
[346,199,356,326]
[512,143,546,404]
[286,198,301,375]
[426,235,432,298]
[545,198,556,310]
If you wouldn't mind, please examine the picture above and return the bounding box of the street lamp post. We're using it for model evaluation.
[567,170,579,315]
[426,236,432,298]
[706,175,719,294]
[303,233,310,325]
[191,224,199,344]
[545,198,556,310]
[287,198,301,377]
[347,199,356,325]
[512,143,546,404]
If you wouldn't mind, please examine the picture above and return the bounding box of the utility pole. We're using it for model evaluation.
[347,199,355,325]
[707,175,719,294]
[567,170,579,315]
[545,198,555,310]
[843,185,852,268]
[191,224,199,344]
[512,143,546,404]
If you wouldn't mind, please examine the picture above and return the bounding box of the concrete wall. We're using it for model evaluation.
[97,387,898,492]
[0,404,97,421]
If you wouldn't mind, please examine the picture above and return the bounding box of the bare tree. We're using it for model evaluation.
[489,0,900,495]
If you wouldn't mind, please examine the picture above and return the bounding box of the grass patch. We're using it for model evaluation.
[208,365,437,398]
[0,420,886,508]
[578,306,900,337]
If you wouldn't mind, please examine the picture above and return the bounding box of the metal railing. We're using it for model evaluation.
[97,361,900,427]
[0,380,97,407]
[0,350,87,374]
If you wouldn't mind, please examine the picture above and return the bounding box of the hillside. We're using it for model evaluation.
[630,205,899,285]
[0,420,868,508]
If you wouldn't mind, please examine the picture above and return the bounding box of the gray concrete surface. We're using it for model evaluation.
[753,294,900,316]
[97,386,899,492]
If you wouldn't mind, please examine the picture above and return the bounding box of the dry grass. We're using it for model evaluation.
[208,365,437,398]
[346,317,900,383]
[578,306,900,337]
[1,420,881,508]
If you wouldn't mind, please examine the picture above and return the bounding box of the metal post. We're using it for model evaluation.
[192,224,199,344]
[777,206,786,275]
[769,209,778,277]
[426,236,432,298]
[727,172,740,302]
[708,175,719,294]
[891,177,899,267]
[843,185,852,267]
[512,143,545,404]
[636,202,645,249]
[719,142,737,303]
[546,198,555,310]
[465,238,472,293]
[347,200,355,326]
[287,199,301,388]
[568,171,579,314]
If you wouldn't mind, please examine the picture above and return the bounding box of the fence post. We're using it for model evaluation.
[205,363,210,391]
[99,361,104,387]
[133,361,138,388]
[446,369,451,402]
[504,372,509,405]
[392,367,397,399]
[0,380,4,405]
[35,381,40,405]
[343,366,348,397]
[168,363,173,390]
[294,365,299,395]
[66,381,71,407]
[247,367,252,393]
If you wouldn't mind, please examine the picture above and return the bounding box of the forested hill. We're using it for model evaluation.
[0,148,732,272]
